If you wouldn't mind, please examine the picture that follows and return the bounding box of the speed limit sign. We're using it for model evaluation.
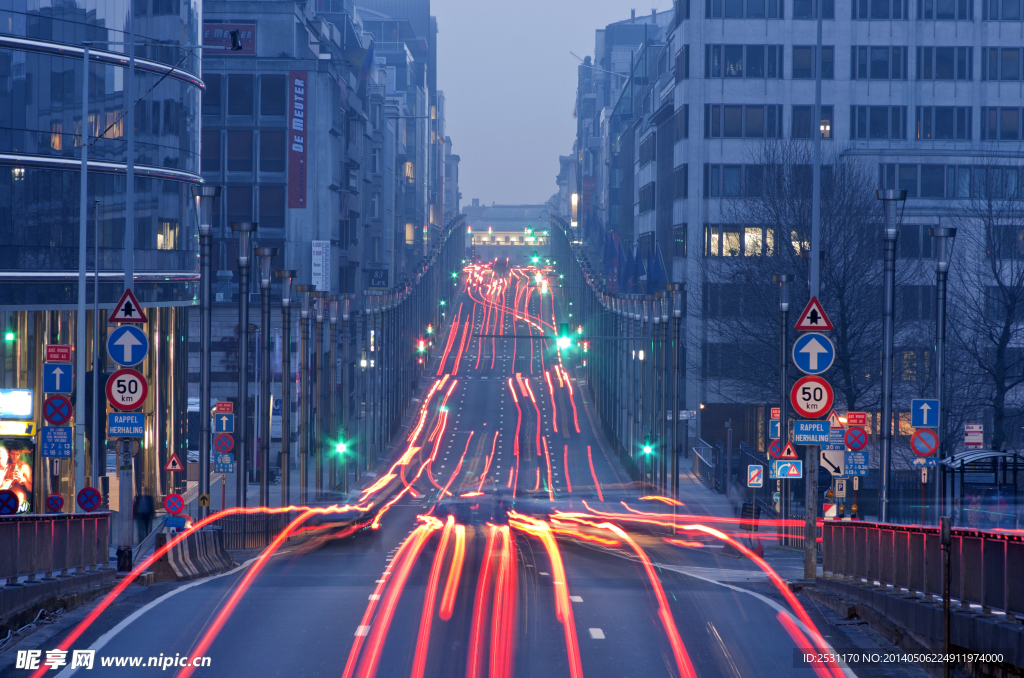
[106,368,149,411]
[790,375,833,418]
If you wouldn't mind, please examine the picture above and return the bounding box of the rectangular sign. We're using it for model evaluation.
[911,399,939,428]
[214,413,235,434]
[43,363,73,394]
[770,460,803,479]
[214,454,235,474]
[965,423,983,449]
[825,426,846,451]
[844,450,868,475]
[834,478,847,498]
[846,412,867,426]
[202,23,256,55]
[679,410,697,420]
[45,345,72,362]
[40,426,73,458]
[367,269,389,290]
[214,401,234,414]
[769,419,780,440]
[0,388,34,418]
[0,421,35,436]
[771,407,781,420]
[821,449,845,476]
[747,465,764,488]
[311,240,330,291]
[107,412,145,438]
[288,71,309,209]
[794,420,830,445]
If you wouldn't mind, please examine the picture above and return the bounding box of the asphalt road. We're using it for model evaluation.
[1,263,928,678]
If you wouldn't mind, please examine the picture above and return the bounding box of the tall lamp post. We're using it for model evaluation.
[275,270,296,507]
[341,294,351,493]
[313,291,327,500]
[930,227,956,522]
[774,274,793,541]
[255,247,278,507]
[231,222,256,507]
[294,285,313,505]
[877,189,907,523]
[672,283,684,498]
[194,186,220,519]
[329,297,339,492]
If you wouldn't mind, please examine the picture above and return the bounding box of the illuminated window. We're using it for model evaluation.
[104,111,123,138]
[404,161,415,182]
[50,123,62,151]
[157,220,179,250]
[902,350,917,381]
[898,412,914,435]
[744,227,763,256]
[405,223,415,245]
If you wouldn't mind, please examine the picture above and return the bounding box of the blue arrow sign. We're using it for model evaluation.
[43,363,73,394]
[911,399,939,428]
[107,325,149,366]
[214,413,235,434]
[769,419,780,440]
[770,460,803,479]
[792,332,835,375]
[794,420,830,444]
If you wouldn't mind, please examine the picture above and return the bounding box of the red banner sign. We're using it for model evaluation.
[45,345,72,362]
[202,23,256,55]
[288,71,308,209]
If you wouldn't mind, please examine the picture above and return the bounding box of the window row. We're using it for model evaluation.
[851,47,908,80]
[216,184,287,232]
[917,0,973,19]
[695,0,1024,19]
[201,129,287,174]
[981,107,1024,140]
[916,106,972,140]
[202,73,288,118]
[705,0,835,16]
[704,164,834,199]
[704,104,784,138]
[704,224,778,256]
[851,106,907,139]
[705,45,784,78]
[916,47,973,80]
[982,48,1024,80]
[879,163,1024,198]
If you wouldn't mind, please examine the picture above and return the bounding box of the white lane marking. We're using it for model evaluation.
[369,594,380,600]
[570,595,583,603]
[589,628,605,639]
[355,625,370,636]
[539,571,550,576]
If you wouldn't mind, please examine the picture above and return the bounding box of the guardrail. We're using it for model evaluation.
[0,513,111,584]
[821,520,1024,617]
[692,439,717,491]
[217,511,296,550]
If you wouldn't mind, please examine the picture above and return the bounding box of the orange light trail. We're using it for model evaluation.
[436,303,463,375]
[776,611,834,678]
[506,467,514,487]
[438,431,474,498]
[663,537,704,548]
[530,468,541,492]
[544,370,558,433]
[466,524,499,678]
[571,501,807,530]
[451,318,470,375]
[640,495,686,507]
[561,365,581,433]
[489,526,518,678]
[410,516,455,678]
[550,524,620,547]
[476,430,499,492]
[542,436,554,500]
[523,378,541,457]
[563,444,572,493]
[587,446,604,501]
[439,523,466,620]
[474,297,486,370]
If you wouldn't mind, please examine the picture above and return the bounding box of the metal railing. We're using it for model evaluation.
[0,513,111,583]
[692,439,717,491]
[821,520,1024,617]
[217,511,296,550]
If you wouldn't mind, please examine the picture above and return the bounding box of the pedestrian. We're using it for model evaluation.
[134,486,155,542]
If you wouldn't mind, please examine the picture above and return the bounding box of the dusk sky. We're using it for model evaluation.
[431,0,674,207]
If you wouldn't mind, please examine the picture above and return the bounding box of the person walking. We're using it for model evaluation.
[134,486,155,542]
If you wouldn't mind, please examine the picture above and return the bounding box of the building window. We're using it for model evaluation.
[673,224,687,257]
[201,130,220,172]
[156,220,178,249]
[792,46,834,78]
[259,131,286,172]
[851,46,908,79]
[259,75,287,117]
[227,130,253,172]
[639,134,656,166]
[853,0,907,17]
[226,185,253,225]
[982,47,1023,79]
[983,0,1022,18]
[881,163,1024,199]
[898,228,935,260]
[791,105,834,139]
[227,74,254,116]
[703,164,768,198]
[794,0,835,17]
[676,45,690,78]
[371,192,380,218]
[705,105,782,138]
[704,224,773,256]
[918,47,973,79]
[706,0,784,16]
[639,183,656,213]
[675,105,690,140]
[259,185,285,230]
[851,106,907,139]
[915,106,972,140]
[675,165,689,199]
[919,0,973,18]
[705,45,782,78]
[371,148,381,174]
[203,74,222,117]
[981,107,1023,140]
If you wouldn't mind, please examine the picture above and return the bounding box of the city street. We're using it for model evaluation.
[1,265,926,678]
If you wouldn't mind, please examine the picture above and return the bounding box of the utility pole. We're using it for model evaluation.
[295,285,313,505]
[194,187,220,518]
[75,42,90,503]
[931,227,956,522]
[341,294,351,494]
[774,275,793,541]
[231,222,256,508]
[313,292,327,500]
[275,270,295,507]
[672,284,683,499]
[255,248,278,507]
[329,297,339,492]
[810,0,823,299]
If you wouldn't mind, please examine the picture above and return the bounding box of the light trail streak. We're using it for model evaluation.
[561,365,581,433]
[410,516,456,678]
[523,378,541,457]
[475,295,487,370]
[563,444,572,493]
[663,537,704,548]
[570,501,807,530]
[476,430,499,492]
[506,467,514,487]
[451,318,470,375]
[542,436,554,500]
[436,304,462,375]
[439,523,466,620]
[438,431,474,498]
[587,446,604,501]
[544,370,557,433]
[639,495,686,507]
[508,378,522,498]
[776,611,834,678]
[488,526,518,678]
[530,468,541,492]
[466,525,499,678]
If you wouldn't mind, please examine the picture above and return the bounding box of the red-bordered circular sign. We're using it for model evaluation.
[43,394,73,425]
[106,368,148,411]
[845,426,868,451]
[164,493,185,515]
[911,429,939,457]
[790,376,834,418]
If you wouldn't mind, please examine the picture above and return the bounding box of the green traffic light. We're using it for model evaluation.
[643,444,652,455]
[3,332,13,342]
[336,441,347,454]
[557,336,571,350]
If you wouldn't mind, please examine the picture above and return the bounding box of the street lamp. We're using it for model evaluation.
[672,283,684,498]
[231,221,257,507]
[329,296,339,494]
[294,284,314,505]
[313,291,327,500]
[930,226,957,523]
[773,274,793,554]
[193,186,220,519]
[255,247,278,507]
[877,189,907,524]
[340,294,351,493]
[275,269,296,507]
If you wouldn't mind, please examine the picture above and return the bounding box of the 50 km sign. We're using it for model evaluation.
[106,368,148,411]
[790,376,834,418]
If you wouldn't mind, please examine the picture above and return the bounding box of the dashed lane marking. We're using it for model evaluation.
[589,628,605,639]
[570,595,583,603]
[355,626,370,636]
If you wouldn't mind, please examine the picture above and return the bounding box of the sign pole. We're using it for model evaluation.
[75,42,89,507]
[117,437,133,571]
[774,275,793,544]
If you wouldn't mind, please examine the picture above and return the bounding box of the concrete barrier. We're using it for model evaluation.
[151,529,234,582]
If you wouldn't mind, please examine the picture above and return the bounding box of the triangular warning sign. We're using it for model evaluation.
[109,289,148,324]
[164,452,185,472]
[827,410,845,430]
[795,296,833,332]
[786,464,802,476]
[780,442,799,459]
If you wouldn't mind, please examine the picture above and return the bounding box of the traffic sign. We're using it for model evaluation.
[214,454,235,473]
[846,412,867,427]
[779,442,798,459]
[43,394,73,426]
[0,489,19,514]
[773,491,780,503]
[794,420,830,445]
[214,413,235,434]
[768,440,781,458]
[771,407,781,420]
[43,363,73,394]
[46,493,64,512]
[790,376,834,418]
[41,427,73,457]
[792,332,835,375]
[108,289,148,324]
[770,460,803,478]
[45,345,72,362]
[845,450,868,475]
[911,399,939,428]
[214,433,234,453]
[214,401,234,414]
[106,368,148,411]
[769,419,780,440]
[198,494,210,508]
[826,410,844,430]
[107,325,149,366]
[912,457,938,467]
[845,426,868,451]
[76,487,102,512]
[747,465,764,488]
[108,412,145,437]
[164,452,185,472]
[794,296,834,331]
[965,423,983,449]
[835,478,847,498]
[911,428,939,457]
[821,449,845,476]
[163,493,185,515]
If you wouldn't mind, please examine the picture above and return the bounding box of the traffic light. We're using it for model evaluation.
[556,323,572,350]
[3,331,13,342]
[335,441,348,455]
[643,434,652,455]
[426,324,434,335]
[417,340,426,353]
[531,251,539,264]
[576,325,583,335]
[582,341,589,353]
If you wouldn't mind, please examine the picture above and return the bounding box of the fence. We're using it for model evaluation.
[0,513,111,583]
[692,439,717,491]
[821,520,1024,617]
[217,511,296,550]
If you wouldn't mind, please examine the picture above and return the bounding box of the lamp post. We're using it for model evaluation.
[774,274,793,541]
[329,296,339,493]
[231,222,256,507]
[877,189,907,523]
[930,227,956,523]
[341,294,351,493]
[659,293,669,494]
[672,284,683,499]
[255,247,278,507]
[294,284,313,505]
[194,187,220,518]
[313,291,327,500]
[275,270,295,507]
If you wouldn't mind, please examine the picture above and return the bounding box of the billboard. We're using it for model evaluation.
[202,24,256,55]
[0,442,33,513]
[288,71,309,209]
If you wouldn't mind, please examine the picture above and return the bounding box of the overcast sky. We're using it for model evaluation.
[431,0,674,207]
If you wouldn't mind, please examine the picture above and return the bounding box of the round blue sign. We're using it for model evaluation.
[106,325,149,367]
[791,332,835,376]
